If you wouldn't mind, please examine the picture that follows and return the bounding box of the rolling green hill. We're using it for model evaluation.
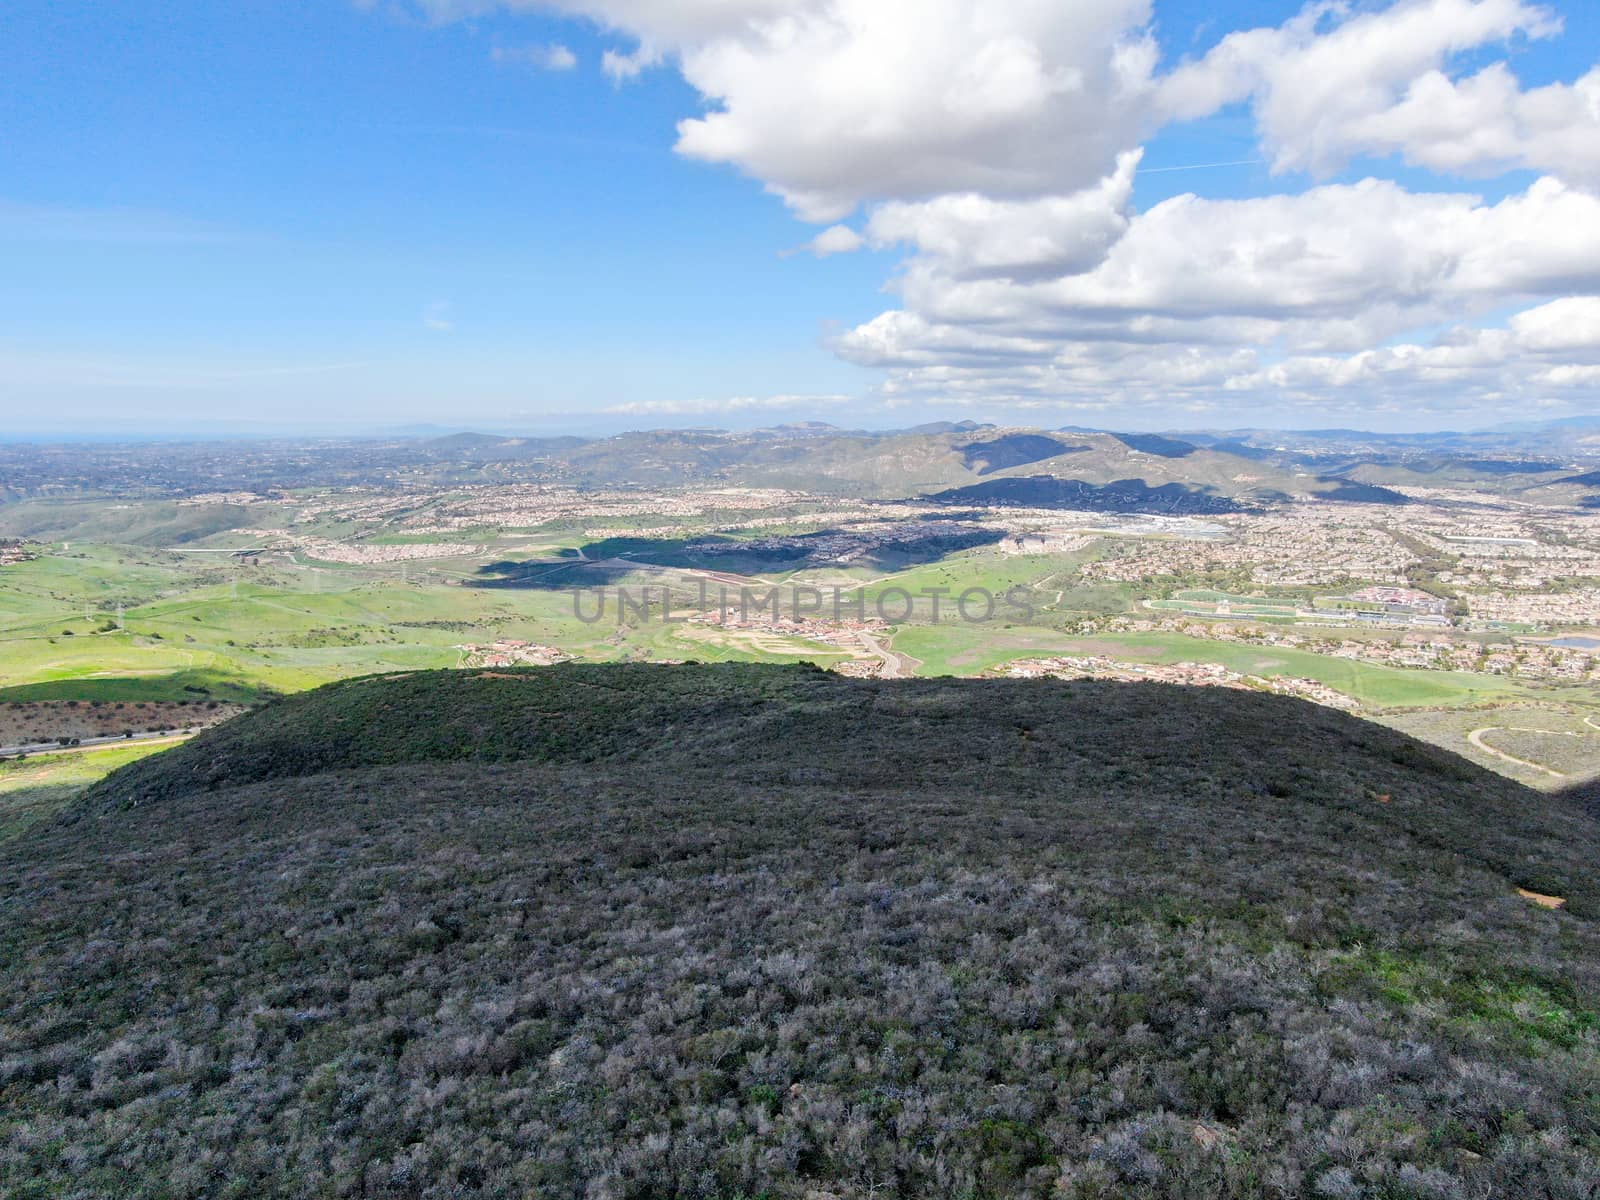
[7,665,1600,1198]
[0,498,269,546]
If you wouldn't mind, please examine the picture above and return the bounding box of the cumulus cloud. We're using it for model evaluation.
[1539,364,1600,387]
[492,42,578,70]
[398,0,1157,214]
[1221,297,1600,403]
[387,0,1600,416]
[671,0,1158,221]
[1331,64,1600,183]
[835,174,1600,411]
[852,176,1600,351]
[526,0,798,45]
[863,151,1140,283]
[1511,296,1600,352]
[1157,0,1599,183]
[795,225,865,257]
[427,1,1157,218]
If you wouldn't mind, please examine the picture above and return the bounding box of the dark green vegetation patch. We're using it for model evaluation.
[5,665,1600,1198]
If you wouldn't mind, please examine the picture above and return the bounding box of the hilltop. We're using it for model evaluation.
[6,666,1600,1198]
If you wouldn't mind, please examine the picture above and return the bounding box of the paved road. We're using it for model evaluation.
[0,730,196,759]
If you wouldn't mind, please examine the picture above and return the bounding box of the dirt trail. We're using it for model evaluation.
[1465,727,1567,778]
[859,631,921,679]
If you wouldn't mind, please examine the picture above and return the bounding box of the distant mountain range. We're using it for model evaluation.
[465,411,1600,462]
[410,421,1600,508]
[2,415,1596,510]
[1177,414,1600,460]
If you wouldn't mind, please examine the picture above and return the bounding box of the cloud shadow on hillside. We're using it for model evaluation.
[470,526,1007,589]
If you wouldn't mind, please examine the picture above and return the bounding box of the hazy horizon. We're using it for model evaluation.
[3,408,1593,447]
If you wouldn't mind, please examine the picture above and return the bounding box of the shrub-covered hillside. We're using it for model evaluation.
[5,665,1600,1198]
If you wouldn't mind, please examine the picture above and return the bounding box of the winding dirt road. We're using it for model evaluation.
[1465,727,1569,778]
[858,630,921,679]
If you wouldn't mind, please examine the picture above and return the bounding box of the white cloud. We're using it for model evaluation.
[1156,0,1600,183]
[1537,364,1600,387]
[667,0,1158,221]
[492,42,578,70]
[599,45,654,82]
[798,224,865,257]
[530,0,800,45]
[1510,296,1600,352]
[835,172,1600,412]
[385,0,1600,416]
[851,175,1600,349]
[863,151,1139,283]
[1333,64,1600,183]
[1219,299,1600,402]
[415,0,1600,202]
[404,0,1158,217]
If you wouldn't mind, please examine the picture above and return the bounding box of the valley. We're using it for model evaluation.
[2,424,1598,803]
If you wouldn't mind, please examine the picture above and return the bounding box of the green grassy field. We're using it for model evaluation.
[0,739,181,841]
[894,623,1531,708]
[0,536,1576,732]
[0,545,887,697]
[862,547,1102,609]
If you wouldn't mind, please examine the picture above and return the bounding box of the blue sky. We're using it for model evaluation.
[2,0,1598,436]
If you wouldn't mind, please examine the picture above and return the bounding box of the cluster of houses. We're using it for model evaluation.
[999,655,1358,710]
[0,539,38,567]
[1089,614,1600,682]
[1347,586,1450,615]
[457,639,574,668]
